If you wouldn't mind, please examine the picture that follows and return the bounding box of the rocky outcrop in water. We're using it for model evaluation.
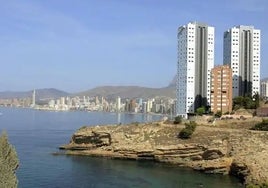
[60,121,268,186]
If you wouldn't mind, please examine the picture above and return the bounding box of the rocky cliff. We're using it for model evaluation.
[60,121,268,186]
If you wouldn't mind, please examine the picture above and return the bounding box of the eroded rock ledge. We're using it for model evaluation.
[60,122,268,186]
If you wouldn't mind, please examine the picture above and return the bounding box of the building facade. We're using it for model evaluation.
[223,25,261,97]
[32,89,36,107]
[116,96,121,112]
[176,21,214,118]
[261,79,268,99]
[210,65,233,114]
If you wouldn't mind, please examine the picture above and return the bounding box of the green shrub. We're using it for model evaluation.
[196,107,205,116]
[250,119,268,131]
[174,116,182,124]
[185,121,197,131]
[214,111,222,118]
[178,128,193,139]
[178,121,197,139]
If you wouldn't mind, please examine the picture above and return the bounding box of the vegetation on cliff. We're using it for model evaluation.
[0,131,19,188]
[250,119,268,131]
[246,182,268,188]
[178,121,197,139]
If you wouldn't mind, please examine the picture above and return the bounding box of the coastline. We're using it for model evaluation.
[59,119,268,187]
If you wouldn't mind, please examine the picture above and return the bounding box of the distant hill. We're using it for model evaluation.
[0,88,70,100]
[261,77,268,82]
[168,75,177,88]
[76,85,176,99]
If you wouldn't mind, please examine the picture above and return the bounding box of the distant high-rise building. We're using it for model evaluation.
[138,98,143,107]
[101,97,105,105]
[129,99,136,112]
[125,99,130,112]
[142,102,147,113]
[223,25,261,97]
[210,65,233,114]
[60,97,65,105]
[116,96,121,112]
[147,99,153,112]
[95,96,99,105]
[176,21,215,118]
[261,79,268,99]
[32,89,36,107]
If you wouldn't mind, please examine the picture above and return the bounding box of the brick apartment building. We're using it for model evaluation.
[210,65,233,114]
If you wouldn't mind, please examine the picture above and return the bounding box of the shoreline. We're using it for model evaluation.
[59,120,268,187]
[0,106,166,118]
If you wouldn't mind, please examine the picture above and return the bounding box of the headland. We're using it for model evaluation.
[60,117,268,187]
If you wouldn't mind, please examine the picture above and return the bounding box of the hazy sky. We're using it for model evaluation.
[0,0,267,92]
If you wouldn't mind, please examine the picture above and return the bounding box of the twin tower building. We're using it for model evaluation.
[176,21,261,118]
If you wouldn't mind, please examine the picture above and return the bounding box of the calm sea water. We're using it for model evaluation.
[0,107,242,188]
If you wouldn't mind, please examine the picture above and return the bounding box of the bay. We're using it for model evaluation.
[0,107,242,188]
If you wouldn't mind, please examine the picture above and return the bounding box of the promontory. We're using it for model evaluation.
[60,117,268,187]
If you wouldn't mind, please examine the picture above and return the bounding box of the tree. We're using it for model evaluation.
[253,93,260,108]
[0,131,19,188]
[196,106,205,116]
[244,96,254,109]
[233,95,259,110]
[233,96,244,110]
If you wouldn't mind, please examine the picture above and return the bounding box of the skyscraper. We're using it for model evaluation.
[223,25,261,97]
[176,22,215,118]
[32,89,36,107]
[261,79,268,99]
[116,96,121,112]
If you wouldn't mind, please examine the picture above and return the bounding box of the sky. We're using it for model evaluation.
[0,0,267,92]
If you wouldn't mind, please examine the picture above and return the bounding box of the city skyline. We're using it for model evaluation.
[0,0,267,92]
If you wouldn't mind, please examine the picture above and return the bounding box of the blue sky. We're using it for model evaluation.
[0,0,267,92]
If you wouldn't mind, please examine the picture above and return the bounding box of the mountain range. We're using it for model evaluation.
[0,88,70,100]
[4,75,268,100]
[0,80,176,100]
[76,85,175,99]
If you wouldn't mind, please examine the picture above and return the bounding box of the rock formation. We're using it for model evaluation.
[60,121,268,186]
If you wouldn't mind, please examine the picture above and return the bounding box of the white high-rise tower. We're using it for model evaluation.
[223,25,261,97]
[176,22,215,118]
[116,96,121,112]
[32,89,36,107]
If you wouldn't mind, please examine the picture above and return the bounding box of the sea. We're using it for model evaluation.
[0,107,242,188]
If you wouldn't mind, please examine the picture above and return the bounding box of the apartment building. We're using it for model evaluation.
[223,25,261,97]
[176,21,214,118]
[261,79,268,99]
[210,65,233,114]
